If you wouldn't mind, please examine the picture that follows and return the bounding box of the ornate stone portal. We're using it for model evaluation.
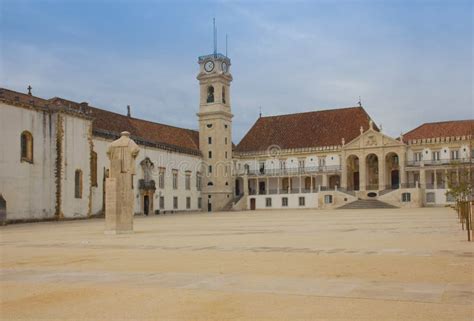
[105,131,140,234]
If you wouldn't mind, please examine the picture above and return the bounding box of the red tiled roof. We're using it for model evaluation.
[0,88,200,156]
[48,97,201,155]
[235,107,374,153]
[403,120,474,141]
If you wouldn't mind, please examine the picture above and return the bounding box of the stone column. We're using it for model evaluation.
[378,154,386,190]
[419,165,426,189]
[310,176,314,193]
[399,154,406,186]
[322,174,328,188]
[444,170,448,189]
[105,131,140,235]
[277,177,280,194]
[243,175,249,196]
[341,156,347,189]
[433,170,438,189]
[359,155,366,191]
[266,177,269,195]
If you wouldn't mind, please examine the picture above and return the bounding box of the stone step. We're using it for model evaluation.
[339,199,398,209]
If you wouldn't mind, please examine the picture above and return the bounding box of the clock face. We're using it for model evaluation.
[221,62,228,73]
[204,61,214,72]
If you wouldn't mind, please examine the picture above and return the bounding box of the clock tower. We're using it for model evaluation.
[197,52,233,212]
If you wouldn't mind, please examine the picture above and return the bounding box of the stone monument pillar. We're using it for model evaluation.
[105,131,140,234]
[0,194,6,225]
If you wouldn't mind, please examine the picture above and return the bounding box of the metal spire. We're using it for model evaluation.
[225,34,228,57]
[358,96,362,107]
[213,18,217,56]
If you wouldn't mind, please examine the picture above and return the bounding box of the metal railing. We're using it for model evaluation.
[241,165,342,177]
[406,157,473,167]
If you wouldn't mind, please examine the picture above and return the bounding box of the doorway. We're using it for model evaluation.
[391,170,400,188]
[250,198,256,210]
[259,181,266,194]
[143,195,149,215]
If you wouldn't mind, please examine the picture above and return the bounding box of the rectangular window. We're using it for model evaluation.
[225,151,228,159]
[299,196,305,206]
[91,151,98,187]
[259,162,265,174]
[280,160,286,170]
[74,169,83,199]
[282,197,288,207]
[159,196,165,209]
[298,160,305,170]
[196,173,202,191]
[225,137,228,145]
[172,170,178,189]
[265,198,272,207]
[402,192,411,202]
[451,150,459,160]
[208,151,212,159]
[185,173,191,190]
[208,165,212,174]
[186,197,191,209]
[159,168,165,189]
[319,158,326,167]
[324,195,333,204]
[414,152,423,162]
[173,196,178,209]
[426,192,435,203]
[208,137,212,144]
[432,151,440,161]
[198,197,202,209]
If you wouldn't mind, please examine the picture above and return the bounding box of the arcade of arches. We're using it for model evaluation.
[343,150,405,191]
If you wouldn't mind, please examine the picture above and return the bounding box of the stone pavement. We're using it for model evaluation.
[0,207,473,320]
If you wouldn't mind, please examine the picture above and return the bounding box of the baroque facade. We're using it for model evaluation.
[0,51,473,222]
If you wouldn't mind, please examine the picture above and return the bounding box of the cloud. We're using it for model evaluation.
[1,0,472,144]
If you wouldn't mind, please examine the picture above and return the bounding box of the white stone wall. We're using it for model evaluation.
[247,193,319,209]
[92,136,203,214]
[59,114,92,218]
[0,103,57,220]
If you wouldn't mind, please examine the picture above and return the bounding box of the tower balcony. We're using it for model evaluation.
[198,53,230,64]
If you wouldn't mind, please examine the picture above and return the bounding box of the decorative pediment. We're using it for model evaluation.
[343,124,405,151]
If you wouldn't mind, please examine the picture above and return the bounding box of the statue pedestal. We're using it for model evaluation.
[104,131,139,235]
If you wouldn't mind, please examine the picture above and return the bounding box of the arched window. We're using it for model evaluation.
[20,131,33,163]
[222,86,226,104]
[207,182,214,186]
[207,86,214,103]
[91,151,98,187]
[75,169,83,199]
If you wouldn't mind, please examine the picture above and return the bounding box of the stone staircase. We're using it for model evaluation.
[339,199,398,209]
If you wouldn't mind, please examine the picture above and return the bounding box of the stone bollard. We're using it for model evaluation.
[105,132,140,234]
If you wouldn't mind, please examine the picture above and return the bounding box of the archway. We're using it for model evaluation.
[329,175,340,189]
[346,155,360,190]
[366,154,379,190]
[385,152,400,189]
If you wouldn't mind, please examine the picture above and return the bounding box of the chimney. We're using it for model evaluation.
[79,102,88,113]
[127,105,131,117]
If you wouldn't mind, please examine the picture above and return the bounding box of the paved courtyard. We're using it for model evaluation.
[0,207,473,321]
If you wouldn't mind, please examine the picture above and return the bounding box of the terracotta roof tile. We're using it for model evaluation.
[0,88,200,156]
[235,107,374,153]
[403,120,474,141]
[48,97,201,155]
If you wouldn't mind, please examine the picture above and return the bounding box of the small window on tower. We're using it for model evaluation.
[207,86,214,103]
[208,137,212,144]
[222,86,226,104]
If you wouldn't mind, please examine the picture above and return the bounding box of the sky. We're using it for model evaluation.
[1,0,472,143]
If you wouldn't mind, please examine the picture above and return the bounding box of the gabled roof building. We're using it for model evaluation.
[0,52,472,221]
